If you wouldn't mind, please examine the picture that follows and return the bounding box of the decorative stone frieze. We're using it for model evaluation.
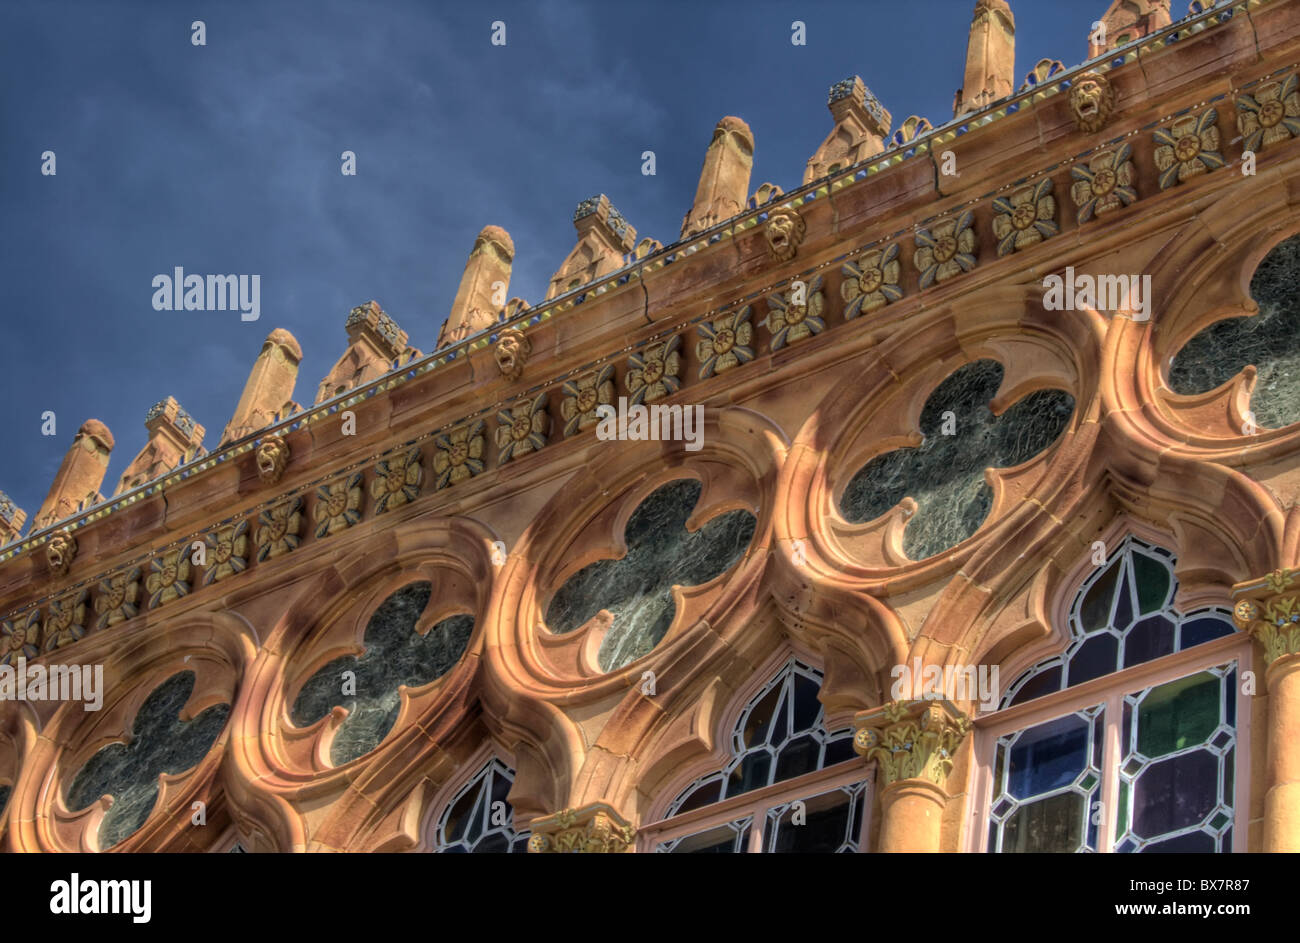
[495,394,549,464]
[1153,106,1224,189]
[370,447,423,513]
[561,366,615,437]
[1236,72,1300,153]
[626,336,682,404]
[433,421,486,489]
[44,589,87,652]
[203,521,250,586]
[915,210,977,289]
[1070,142,1137,223]
[697,307,755,379]
[765,275,826,350]
[145,547,191,609]
[526,802,635,853]
[842,244,903,319]
[256,497,303,561]
[313,474,364,538]
[93,567,140,630]
[991,178,1057,256]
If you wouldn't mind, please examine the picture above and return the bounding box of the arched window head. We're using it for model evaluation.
[1002,537,1235,708]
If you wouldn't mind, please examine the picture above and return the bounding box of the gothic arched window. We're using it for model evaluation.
[975,537,1248,853]
[641,659,866,853]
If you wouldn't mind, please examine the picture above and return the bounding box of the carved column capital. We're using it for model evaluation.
[1232,569,1300,668]
[526,802,635,853]
[852,699,970,788]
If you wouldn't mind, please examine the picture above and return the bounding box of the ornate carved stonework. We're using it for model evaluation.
[45,528,76,577]
[853,699,971,787]
[526,802,635,853]
[1233,569,1300,666]
[494,328,531,382]
[255,437,290,485]
[764,207,806,262]
[1068,71,1116,134]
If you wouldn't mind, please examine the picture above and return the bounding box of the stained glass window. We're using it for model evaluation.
[985,537,1244,854]
[434,758,529,853]
[648,659,865,853]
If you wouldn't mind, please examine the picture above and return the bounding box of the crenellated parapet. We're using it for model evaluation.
[115,397,206,495]
[317,301,417,403]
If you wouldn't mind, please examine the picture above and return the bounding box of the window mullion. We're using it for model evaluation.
[1098,690,1122,853]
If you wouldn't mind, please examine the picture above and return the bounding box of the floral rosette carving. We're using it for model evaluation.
[314,473,364,538]
[914,211,977,289]
[370,447,423,513]
[626,336,681,404]
[992,178,1057,256]
[1153,107,1225,189]
[561,365,615,437]
[146,548,191,609]
[94,567,141,630]
[1236,72,1300,153]
[44,589,88,652]
[433,420,486,488]
[203,521,249,586]
[1070,142,1137,223]
[765,275,826,350]
[696,307,755,379]
[841,243,902,319]
[256,497,303,561]
[1,610,40,666]
[495,393,549,463]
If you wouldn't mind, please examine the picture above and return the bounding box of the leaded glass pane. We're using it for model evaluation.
[657,817,751,853]
[436,758,529,853]
[988,705,1103,853]
[1114,665,1236,853]
[666,659,856,816]
[765,782,867,853]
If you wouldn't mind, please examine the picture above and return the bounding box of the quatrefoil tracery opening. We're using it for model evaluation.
[290,581,474,767]
[545,478,757,673]
[839,359,1075,560]
[65,671,229,850]
[1168,233,1300,430]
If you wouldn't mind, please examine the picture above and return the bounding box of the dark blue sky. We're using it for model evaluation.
[1,0,1090,524]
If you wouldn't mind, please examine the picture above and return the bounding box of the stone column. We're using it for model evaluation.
[853,699,970,853]
[526,801,635,853]
[1232,569,1300,852]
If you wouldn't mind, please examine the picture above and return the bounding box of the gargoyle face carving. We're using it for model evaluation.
[47,530,76,577]
[255,438,290,485]
[494,328,531,382]
[1069,72,1116,134]
[765,208,806,262]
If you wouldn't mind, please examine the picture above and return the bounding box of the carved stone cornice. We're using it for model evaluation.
[852,699,970,788]
[1232,568,1300,667]
[526,802,635,853]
